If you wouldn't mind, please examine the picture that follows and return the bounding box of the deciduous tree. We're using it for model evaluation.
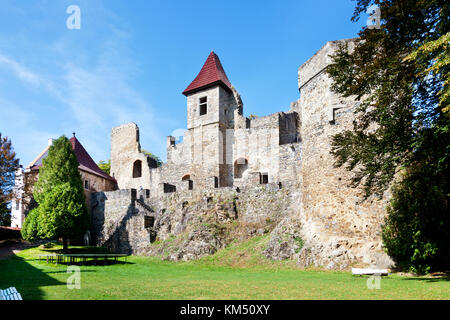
[327,0,449,272]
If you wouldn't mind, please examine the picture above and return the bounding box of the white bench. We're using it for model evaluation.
[0,287,23,300]
[352,268,389,276]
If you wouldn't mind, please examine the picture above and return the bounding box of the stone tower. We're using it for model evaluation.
[180,51,239,187]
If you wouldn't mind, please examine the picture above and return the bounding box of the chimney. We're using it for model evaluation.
[48,138,54,146]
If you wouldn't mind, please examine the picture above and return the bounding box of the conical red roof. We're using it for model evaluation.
[182,51,232,96]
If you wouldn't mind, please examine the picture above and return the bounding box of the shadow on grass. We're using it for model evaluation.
[38,260,135,266]
[400,276,449,282]
[0,255,65,300]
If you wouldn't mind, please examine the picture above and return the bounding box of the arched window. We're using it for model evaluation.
[133,160,142,178]
[182,174,193,190]
[234,158,248,179]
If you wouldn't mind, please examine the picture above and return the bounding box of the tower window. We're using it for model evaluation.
[199,97,207,115]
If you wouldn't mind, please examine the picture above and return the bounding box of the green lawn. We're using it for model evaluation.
[0,237,448,300]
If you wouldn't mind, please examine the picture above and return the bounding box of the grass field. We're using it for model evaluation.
[0,236,448,300]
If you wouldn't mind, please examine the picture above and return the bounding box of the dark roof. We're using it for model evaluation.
[182,51,232,96]
[69,136,115,181]
[27,136,115,182]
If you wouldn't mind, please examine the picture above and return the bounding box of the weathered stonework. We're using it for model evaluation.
[91,184,299,259]
[91,39,394,270]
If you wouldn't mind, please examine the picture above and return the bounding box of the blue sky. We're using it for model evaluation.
[0,0,367,166]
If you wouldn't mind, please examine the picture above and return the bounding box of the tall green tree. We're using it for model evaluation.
[0,133,19,213]
[30,136,89,251]
[327,0,449,272]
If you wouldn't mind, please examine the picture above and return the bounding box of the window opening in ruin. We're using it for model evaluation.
[260,173,269,184]
[133,160,142,178]
[214,176,219,188]
[199,97,207,115]
[144,216,155,228]
[234,158,248,179]
[146,189,150,198]
[182,174,193,190]
[163,183,176,193]
[84,180,89,189]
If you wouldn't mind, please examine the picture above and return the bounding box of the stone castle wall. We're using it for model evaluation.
[91,183,300,259]
[289,39,392,268]
[96,38,394,269]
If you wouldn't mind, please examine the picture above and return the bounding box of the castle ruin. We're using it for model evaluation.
[90,39,393,270]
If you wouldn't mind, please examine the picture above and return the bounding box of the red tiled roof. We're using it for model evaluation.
[69,136,116,182]
[27,136,115,182]
[182,51,232,96]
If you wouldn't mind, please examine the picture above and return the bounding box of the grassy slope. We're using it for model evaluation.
[0,236,448,300]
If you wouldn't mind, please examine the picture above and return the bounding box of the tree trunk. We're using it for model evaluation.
[63,237,68,253]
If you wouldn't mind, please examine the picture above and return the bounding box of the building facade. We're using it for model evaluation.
[110,51,301,195]
[10,135,117,228]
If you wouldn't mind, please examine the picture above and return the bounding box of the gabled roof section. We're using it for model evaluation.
[182,51,233,96]
[69,136,115,182]
[27,146,50,171]
[26,136,115,182]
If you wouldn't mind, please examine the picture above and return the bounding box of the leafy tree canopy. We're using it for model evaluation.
[327,0,449,273]
[97,159,111,175]
[327,0,449,197]
[23,136,89,250]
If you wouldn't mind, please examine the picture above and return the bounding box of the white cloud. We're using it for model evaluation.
[0,15,169,165]
[0,54,41,86]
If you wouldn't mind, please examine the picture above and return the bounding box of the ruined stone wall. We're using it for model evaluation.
[231,111,301,188]
[110,122,156,190]
[90,189,155,254]
[90,184,300,260]
[289,39,392,268]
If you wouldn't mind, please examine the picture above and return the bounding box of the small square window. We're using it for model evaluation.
[260,173,268,184]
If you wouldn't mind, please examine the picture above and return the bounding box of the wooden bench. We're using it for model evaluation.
[0,287,23,300]
[352,268,389,276]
